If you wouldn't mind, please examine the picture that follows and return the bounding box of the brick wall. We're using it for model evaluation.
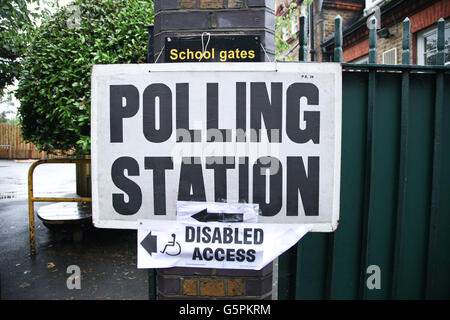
[344,23,403,63]
[343,38,368,62]
[282,3,362,62]
[342,0,450,63]
[410,0,450,33]
[337,0,450,63]
[377,22,403,64]
[314,6,362,61]
[156,265,273,299]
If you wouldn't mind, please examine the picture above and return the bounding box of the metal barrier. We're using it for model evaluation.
[28,158,92,255]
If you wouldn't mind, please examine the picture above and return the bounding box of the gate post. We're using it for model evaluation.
[151,0,275,300]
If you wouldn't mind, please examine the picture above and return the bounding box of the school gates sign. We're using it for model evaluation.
[91,62,342,269]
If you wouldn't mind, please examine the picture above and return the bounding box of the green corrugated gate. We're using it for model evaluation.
[278,15,450,299]
[278,63,450,300]
[279,66,450,299]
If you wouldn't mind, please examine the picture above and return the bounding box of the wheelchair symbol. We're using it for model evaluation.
[160,233,181,256]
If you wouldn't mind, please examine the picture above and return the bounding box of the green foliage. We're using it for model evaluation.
[16,0,154,155]
[0,0,40,96]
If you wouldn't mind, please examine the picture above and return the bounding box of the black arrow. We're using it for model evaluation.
[140,231,157,256]
[191,208,244,223]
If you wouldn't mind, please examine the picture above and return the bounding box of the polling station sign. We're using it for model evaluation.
[91,62,342,231]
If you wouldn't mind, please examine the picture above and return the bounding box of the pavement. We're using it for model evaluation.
[0,159,149,300]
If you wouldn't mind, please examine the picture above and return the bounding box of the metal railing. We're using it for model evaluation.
[28,158,92,255]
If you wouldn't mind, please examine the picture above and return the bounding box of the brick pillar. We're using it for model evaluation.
[153,0,275,62]
[152,0,275,300]
[157,265,273,300]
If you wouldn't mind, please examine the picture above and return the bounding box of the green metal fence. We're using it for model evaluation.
[278,16,450,299]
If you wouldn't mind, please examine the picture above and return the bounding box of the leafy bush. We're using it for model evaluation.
[16,0,154,154]
[0,0,39,96]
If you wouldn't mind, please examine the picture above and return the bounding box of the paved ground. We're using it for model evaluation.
[0,160,148,300]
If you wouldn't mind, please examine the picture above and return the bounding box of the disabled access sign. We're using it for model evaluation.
[137,202,311,270]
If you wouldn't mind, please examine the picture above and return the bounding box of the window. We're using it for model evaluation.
[417,21,450,65]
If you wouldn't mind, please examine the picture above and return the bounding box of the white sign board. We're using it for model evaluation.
[91,62,342,232]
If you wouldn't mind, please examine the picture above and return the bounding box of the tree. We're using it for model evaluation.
[0,0,39,96]
[16,0,154,154]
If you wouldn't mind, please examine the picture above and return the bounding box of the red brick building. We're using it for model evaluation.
[278,0,449,64]
[318,0,450,64]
